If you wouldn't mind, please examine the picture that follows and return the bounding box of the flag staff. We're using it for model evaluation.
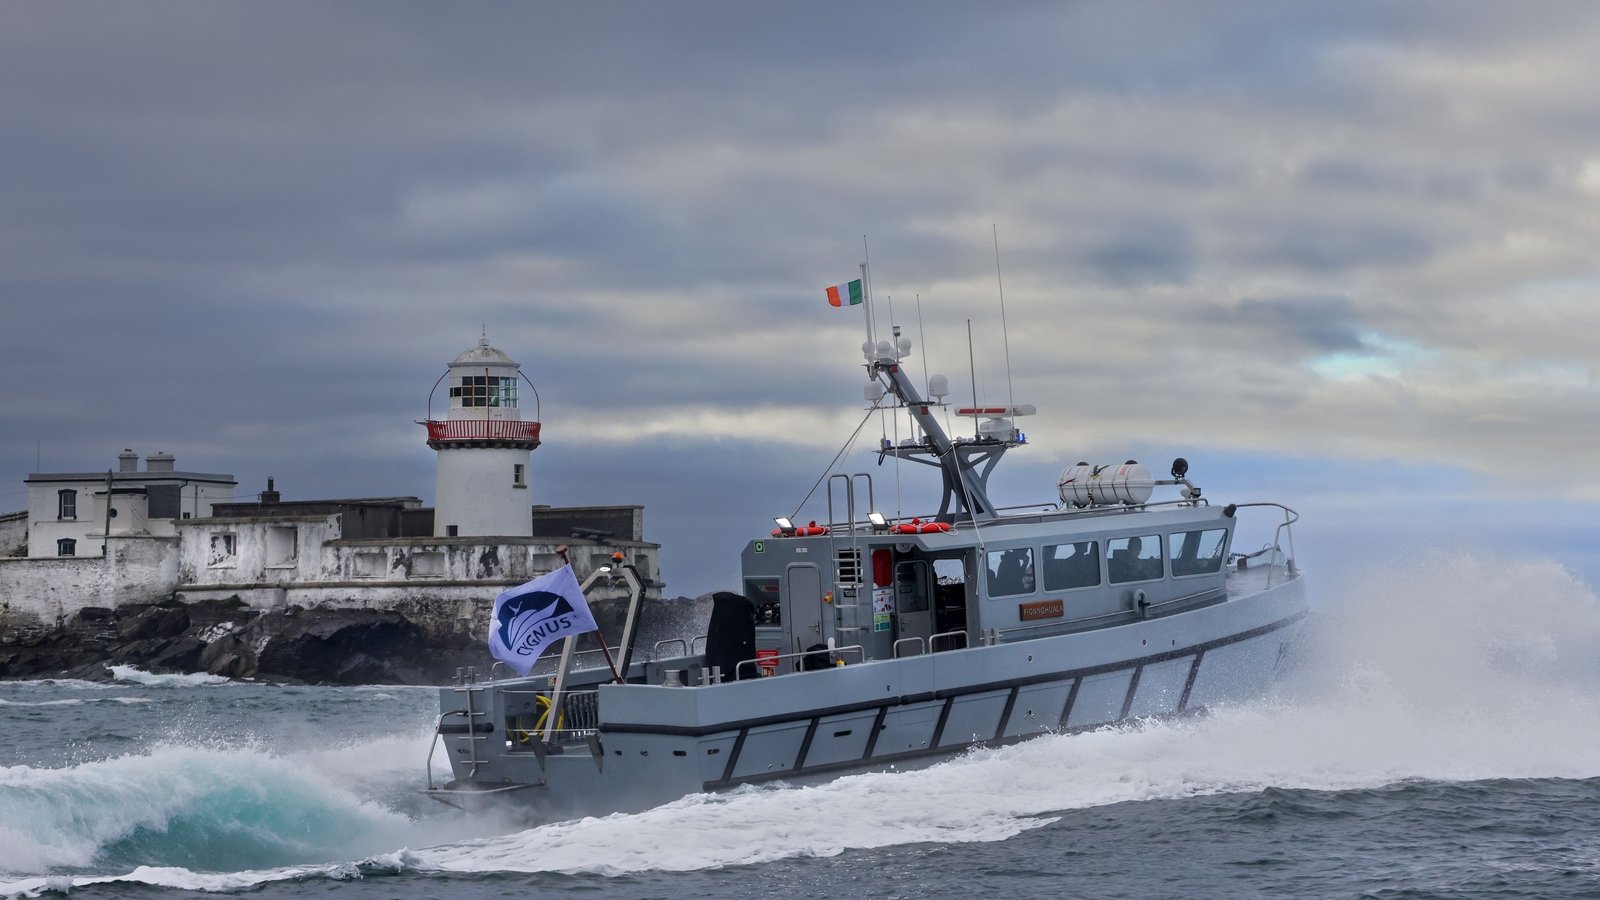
[556,544,623,684]
[859,260,873,356]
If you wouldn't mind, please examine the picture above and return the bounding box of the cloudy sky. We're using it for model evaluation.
[2,2,1597,598]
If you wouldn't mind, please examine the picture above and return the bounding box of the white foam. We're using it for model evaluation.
[0,743,420,876]
[0,697,153,708]
[410,550,1600,876]
[7,550,1599,888]
[105,666,233,687]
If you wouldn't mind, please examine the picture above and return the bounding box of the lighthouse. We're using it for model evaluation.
[424,337,541,537]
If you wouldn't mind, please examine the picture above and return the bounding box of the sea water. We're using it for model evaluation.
[4,550,1600,898]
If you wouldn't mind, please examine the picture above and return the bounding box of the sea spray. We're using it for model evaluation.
[7,549,1600,891]
[406,550,1600,876]
[0,742,418,875]
[106,666,234,688]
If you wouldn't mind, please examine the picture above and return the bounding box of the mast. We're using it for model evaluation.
[864,346,1027,523]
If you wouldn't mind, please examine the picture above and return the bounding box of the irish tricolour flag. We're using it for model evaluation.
[826,279,864,307]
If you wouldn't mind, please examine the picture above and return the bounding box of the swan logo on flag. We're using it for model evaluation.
[487,564,597,676]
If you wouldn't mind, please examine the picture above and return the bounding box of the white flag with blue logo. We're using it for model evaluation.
[488,564,598,676]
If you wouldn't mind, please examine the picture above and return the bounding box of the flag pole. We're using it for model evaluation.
[556,545,623,684]
[862,234,876,352]
[859,260,873,357]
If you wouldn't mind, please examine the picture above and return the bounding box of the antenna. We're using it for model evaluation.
[862,235,877,350]
[915,294,930,399]
[994,224,1016,417]
[967,318,979,439]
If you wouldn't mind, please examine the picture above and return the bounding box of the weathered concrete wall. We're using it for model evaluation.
[0,535,178,624]
[178,515,343,586]
[0,511,26,557]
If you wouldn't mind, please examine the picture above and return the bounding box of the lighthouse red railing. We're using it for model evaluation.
[424,420,542,442]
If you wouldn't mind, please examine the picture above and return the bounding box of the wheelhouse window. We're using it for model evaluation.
[1043,541,1101,591]
[1170,528,1228,577]
[450,375,518,408]
[1108,535,1163,584]
[57,538,76,557]
[57,489,76,520]
[986,548,1035,597]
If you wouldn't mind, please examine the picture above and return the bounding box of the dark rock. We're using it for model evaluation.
[332,652,393,684]
[118,606,190,642]
[204,651,249,679]
[61,660,116,682]
[247,608,426,684]
[149,637,205,672]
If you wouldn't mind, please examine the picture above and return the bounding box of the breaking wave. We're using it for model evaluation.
[4,550,1599,893]
[105,666,234,687]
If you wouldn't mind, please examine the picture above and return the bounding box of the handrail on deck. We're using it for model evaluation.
[1227,502,1300,587]
[653,638,689,658]
[930,630,970,652]
[426,710,467,790]
[893,636,927,658]
[734,644,866,679]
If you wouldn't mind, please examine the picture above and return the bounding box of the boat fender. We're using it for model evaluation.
[1134,589,1149,618]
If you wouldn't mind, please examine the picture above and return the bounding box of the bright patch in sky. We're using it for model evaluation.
[1308,333,1432,381]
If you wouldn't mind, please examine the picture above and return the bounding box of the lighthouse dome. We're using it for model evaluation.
[452,337,517,368]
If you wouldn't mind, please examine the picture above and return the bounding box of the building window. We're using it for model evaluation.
[208,533,238,567]
[411,551,445,578]
[446,525,458,537]
[266,526,298,567]
[57,538,76,557]
[352,551,388,578]
[513,464,526,488]
[449,375,518,408]
[57,489,76,520]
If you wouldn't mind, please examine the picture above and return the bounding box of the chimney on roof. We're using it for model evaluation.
[261,477,280,505]
[117,449,139,473]
[146,451,175,473]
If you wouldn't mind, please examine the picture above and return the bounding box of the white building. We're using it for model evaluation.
[23,450,235,558]
[426,337,542,538]
[0,338,665,634]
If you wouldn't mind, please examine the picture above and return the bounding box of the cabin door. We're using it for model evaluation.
[894,560,933,652]
[785,563,826,654]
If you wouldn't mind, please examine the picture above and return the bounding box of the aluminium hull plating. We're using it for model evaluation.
[436,570,1307,820]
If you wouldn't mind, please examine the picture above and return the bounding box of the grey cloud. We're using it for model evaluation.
[4,2,1600,596]
[1231,295,1366,353]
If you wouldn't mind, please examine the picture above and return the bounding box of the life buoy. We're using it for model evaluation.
[889,518,952,534]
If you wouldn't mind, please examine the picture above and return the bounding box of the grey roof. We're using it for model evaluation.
[25,471,237,485]
[450,337,518,368]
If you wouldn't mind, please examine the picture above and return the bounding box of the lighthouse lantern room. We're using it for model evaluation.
[423,337,541,537]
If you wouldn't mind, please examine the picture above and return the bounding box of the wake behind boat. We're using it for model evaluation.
[428,282,1309,819]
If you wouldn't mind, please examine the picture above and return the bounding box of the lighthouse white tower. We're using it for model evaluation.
[424,337,541,537]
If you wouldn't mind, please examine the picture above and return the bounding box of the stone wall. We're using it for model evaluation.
[0,511,25,557]
[0,535,178,625]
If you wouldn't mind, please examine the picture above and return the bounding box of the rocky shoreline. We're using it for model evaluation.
[0,595,670,685]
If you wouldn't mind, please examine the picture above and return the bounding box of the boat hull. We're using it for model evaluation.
[434,571,1307,820]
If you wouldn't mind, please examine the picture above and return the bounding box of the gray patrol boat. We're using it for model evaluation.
[428,328,1308,818]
